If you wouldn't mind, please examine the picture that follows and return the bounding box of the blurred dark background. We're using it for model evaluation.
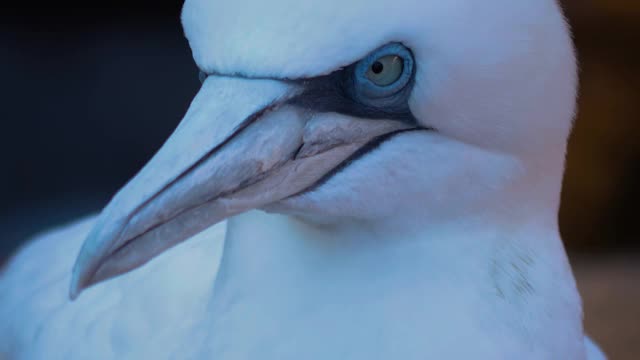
[0,1,197,255]
[1,0,638,358]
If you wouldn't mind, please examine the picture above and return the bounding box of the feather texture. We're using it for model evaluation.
[1,217,224,359]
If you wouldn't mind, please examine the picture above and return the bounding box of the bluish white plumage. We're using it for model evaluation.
[1,0,606,358]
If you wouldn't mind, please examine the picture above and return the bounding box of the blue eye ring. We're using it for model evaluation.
[352,43,415,100]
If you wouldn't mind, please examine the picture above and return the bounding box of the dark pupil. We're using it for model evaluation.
[371,61,384,74]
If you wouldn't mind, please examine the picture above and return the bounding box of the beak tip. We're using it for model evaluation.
[69,259,95,301]
[69,268,87,301]
[68,222,114,301]
[68,286,81,302]
[68,279,82,301]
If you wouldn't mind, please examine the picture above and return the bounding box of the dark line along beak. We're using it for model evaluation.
[70,75,415,300]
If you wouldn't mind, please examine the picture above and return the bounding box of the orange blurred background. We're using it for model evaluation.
[561,1,639,358]
[561,0,639,252]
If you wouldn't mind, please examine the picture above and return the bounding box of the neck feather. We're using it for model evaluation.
[199,210,583,358]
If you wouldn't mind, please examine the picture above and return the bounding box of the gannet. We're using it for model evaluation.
[0,0,607,359]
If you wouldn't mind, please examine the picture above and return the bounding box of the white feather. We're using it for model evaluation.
[1,217,224,359]
[1,0,606,358]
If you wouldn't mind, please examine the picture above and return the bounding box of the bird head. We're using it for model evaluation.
[70,0,577,299]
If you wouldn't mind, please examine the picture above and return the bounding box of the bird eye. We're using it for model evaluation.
[351,43,414,101]
[288,42,416,123]
[365,55,404,86]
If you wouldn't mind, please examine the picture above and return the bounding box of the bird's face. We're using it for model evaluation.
[70,0,576,297]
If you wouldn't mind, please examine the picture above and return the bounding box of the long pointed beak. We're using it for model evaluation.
[70,75,413,299]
